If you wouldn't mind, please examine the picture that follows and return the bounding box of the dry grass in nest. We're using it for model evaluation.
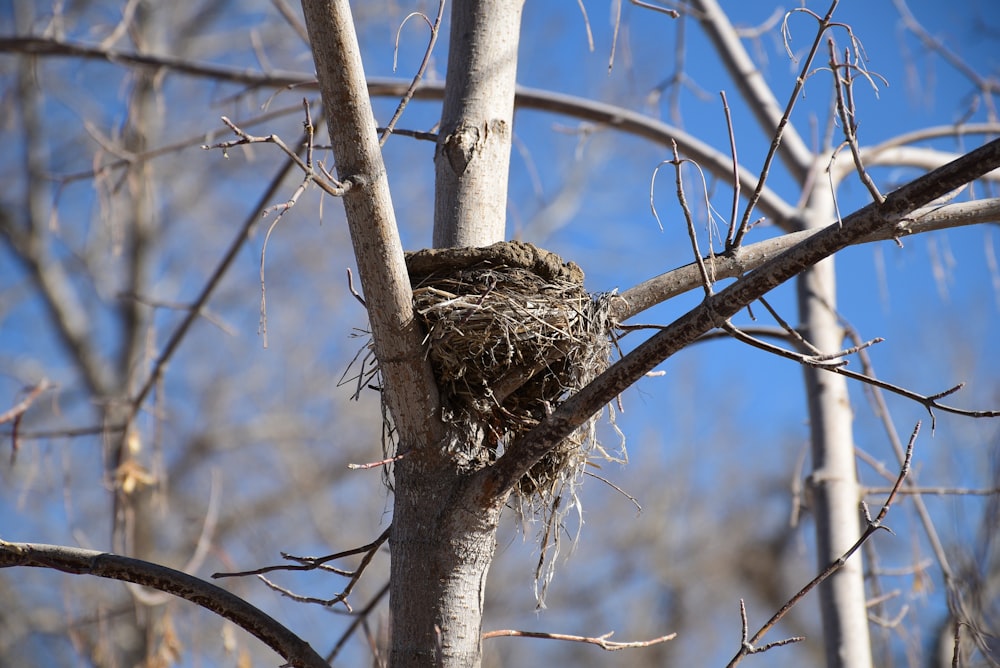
[406,241,621,510]
[404,241,623,601]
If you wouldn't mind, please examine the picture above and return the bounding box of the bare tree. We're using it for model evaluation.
[2,1,999,667]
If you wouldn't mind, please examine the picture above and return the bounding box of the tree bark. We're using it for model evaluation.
[388,470,503,667]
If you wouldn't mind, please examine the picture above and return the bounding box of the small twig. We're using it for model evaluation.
[348,453,406,470]
[756,295,822,355]
[722,322,994,425]
[735,599,804,658]
[583,470,642,514]
[829,38,884,203]
[630,0,680,19]
[650,141,714,296]
[848,326,961,600]
[380,1,445,146]
[483,628,676,651]
[213,528,388,611]
[720,90,741,246]
[202,110,348,198]
[2,379,54,465]
[346,268,367,307]
[213,527,390,579]
[118,292,236,335]
[325,582,390,663]
[731,1,841,248]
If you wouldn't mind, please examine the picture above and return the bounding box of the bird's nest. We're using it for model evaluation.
[345,241,623,601]
[405,241,621,501]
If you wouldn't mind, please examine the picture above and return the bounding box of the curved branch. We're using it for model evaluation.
[478,138,1000,498]
[0,36,308,88]
[862,123,1000,155]
[0,37,796,229]
[0,540,327,668]
[855,146,1000,182]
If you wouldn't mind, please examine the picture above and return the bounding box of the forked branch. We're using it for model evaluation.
[725,422,919,667]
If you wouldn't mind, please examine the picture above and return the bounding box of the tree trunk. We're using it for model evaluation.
[389,467,503,666]
[302,0,523,665]
[797,185,874,668]
[390,1,525,665]
[433,0,524,247]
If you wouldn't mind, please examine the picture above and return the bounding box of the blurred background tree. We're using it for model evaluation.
[1,1,998,666]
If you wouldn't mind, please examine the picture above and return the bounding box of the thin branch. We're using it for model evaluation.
[735,599,804,659]
[0,540,328,668]
[0,36,311,88]
[2,423,126,440]
[0,379,53,425]
[326,581,390,663]
[724,321,996,424]
[720,90,741,245]
[54,103,311,185]
[829,39,884,203]
[215,528,389,611]
[849,328,958,588]
[891,0,1000,96]
[201,111,347,198]
[862,123,1000,159]
[729,0,843,248]
[690,0,815,193]
[270,0,310,43]
[214,527,390,579]
[863,486,1000,497]
[121,137,309,438]
[0,37,799,226]
[118,292,237,336]
[1,379,53,464]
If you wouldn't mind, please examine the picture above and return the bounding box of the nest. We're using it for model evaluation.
[405,241,617,498]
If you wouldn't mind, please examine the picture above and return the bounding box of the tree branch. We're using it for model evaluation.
[0,540,328,668]
[433,0,524,247]
[479,138,1000,499]
[617,197,1000,319]
[300,0,443,448]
